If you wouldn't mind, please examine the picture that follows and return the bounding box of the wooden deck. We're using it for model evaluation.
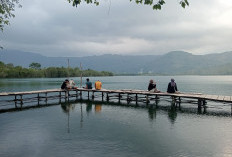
[0,88,232,112]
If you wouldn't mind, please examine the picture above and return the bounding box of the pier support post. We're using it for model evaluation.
[45,92,48,104]
[38,93,40,106]
[80,91,82,100]
[88,91,89,100]
[59,91,61,103]
[231,104,232,116]
[102,92,104,101]
[76,90,78,99]
[92,92,95,100]
[198,99,202,113]
[135,94,138,105]
[106,93,109,102]
[119,93,121,103]
[20,95,23,109]
[146,95,149,104]
[14,95,17,108]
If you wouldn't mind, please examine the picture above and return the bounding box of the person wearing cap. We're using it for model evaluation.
[167,78,179,93]
[148,79,160,93]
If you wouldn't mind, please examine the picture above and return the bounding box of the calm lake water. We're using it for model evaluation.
[0,76,232,157]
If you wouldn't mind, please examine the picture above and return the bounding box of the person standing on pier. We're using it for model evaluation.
[148,79,160,93]
[85,78,92,89]
[95,80,102,90]
[167,78,179,93]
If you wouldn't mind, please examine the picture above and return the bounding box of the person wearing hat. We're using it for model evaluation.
[167,78,179,93]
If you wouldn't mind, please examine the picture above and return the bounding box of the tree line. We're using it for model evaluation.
[0,62,113,78]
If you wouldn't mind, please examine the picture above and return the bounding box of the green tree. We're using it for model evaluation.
[68,0,189,10]
[0,0,21,31]
[29,62,41,70]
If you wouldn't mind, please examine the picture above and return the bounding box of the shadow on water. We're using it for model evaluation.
[1,98,232,122]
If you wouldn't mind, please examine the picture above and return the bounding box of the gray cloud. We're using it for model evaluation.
[1,0,232,57]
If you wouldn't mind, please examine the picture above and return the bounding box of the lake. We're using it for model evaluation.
[0,76,232,157]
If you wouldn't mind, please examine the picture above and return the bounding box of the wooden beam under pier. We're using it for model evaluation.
[1,88,232,112]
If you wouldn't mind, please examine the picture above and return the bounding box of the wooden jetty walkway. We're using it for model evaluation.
[0,88,232,112]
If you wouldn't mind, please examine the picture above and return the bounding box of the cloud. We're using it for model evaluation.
[1,0,232,56]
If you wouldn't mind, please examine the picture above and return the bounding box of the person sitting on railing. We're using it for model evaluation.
[69,79,78,89]
[148,79,160,93]
[85,78,92,89]
[61,79,70,90]
[167,78,180,93]
[95,80,102,90]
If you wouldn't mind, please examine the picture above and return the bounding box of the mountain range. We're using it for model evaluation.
[1,49,232,75]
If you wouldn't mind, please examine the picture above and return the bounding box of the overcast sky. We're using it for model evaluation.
[1,0,232,57]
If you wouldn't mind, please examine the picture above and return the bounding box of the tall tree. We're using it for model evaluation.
[29,62,41,70]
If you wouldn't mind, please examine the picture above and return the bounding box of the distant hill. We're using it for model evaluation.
[1,49,232,75]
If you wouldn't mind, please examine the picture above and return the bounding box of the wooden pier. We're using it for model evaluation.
[0,88,232,113]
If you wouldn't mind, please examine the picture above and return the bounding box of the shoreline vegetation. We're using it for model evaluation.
[0,62,113,78]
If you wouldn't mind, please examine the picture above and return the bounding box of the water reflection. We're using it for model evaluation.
[147,99,160,121]
[61,103,76,133]
[148,105,156,121]
[86,102,93,114]
[61,103,75,114]
[168,101,178,124]
[95,104,102,113]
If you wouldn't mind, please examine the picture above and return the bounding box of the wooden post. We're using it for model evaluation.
[80,91,82,100]
[231,104,232,116]
[198,99,202,110]
[38,93,40,106]
[68,91,70,102]
[76,90,78,99]
[102,92,104,101]
[146,95,149,104]
[59,91,61,103]
[127,94,129,104]
[45,92,48,104]
[65,91,67,102]
[14,95,17,108]
[119,93,121,103]
[92,92,95,100]
[135,94,138,105]
[88,91,89,100]
[20,95,23,108]
[106,93,109,102]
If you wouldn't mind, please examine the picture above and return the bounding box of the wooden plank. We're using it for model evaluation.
[217,95,225,101]
[223,96,231,102]
[211,95,219,100]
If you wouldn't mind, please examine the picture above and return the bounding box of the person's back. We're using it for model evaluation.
[85,78,92,89]
[69,79,75,88]
[61,79,69,90]
[148,80,156,91]
[95,80,102,90]
[167,78,178,93]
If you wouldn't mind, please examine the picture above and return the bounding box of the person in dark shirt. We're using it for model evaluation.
[167,78,179,93]
[148,79,160,93]
[85,78,92,89]
[61,79,69,90]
